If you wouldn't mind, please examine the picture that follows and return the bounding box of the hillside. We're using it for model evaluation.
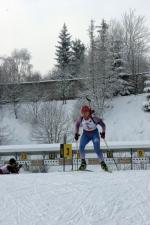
[0,93,149,145]
[105,93,150,141]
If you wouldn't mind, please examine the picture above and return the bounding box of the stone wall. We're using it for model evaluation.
[0,79,87,103]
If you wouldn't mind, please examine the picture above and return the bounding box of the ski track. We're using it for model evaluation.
[0,171,150,225]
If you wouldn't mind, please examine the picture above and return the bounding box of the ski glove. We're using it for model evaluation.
[100,132,105,139]
[74,133,80,141]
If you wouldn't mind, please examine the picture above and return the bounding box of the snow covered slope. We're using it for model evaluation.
[1,94,150,144]
[105,94,150,141]
[1,169,150,225]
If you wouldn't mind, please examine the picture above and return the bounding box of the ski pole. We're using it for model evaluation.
[86,96,91,108]
[76,141,78,170]
[75,134,80,170]
[86,96,95,115]
[76,140,79,170]
[103,139,119,170]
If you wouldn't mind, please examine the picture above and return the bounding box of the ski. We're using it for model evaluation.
[61,169,94,172]
[63,168,112,173]
[76,169,112,173]
[103,169,112,173]
[77,169,94,172]
[76,168,112,173]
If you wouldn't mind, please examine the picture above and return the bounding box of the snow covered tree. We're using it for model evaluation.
[0,125,11,145]
[70,39,85,78]
[55,23,72,103]
[3,83,22,119]
[109,21,133,96]
[25,71,42,82]
[11,48,32,82]
[110,39,125,95]
[88,20,97,91]
[0,56,18,83]
[86,19,115,115]
[122,9,150,94]
[32,101,70,143]
[19,100,43,124]
[143,75,150,111]
[0,49,33,84]
[0,112,12,145]
[55,23,72,70]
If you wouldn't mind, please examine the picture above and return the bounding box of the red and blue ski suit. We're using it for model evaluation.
[75,115,106,161]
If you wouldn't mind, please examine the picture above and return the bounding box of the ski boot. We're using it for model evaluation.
[101,161,108,172]
[79,159,87,171]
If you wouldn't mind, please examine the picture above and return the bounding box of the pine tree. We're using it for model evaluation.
[55,23,72,103]
[110,38,132,95]
[88,19,114,115]
[70,39,85,78]
[109,20,134,96]
[88,20,97,93]
[55,23,72,71]
[86,19,131,114]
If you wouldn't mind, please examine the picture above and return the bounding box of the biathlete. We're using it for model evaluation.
[74,105,108,171]
[0,158,22,174]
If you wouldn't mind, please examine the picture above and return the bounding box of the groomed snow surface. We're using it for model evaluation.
[1,167,150,225]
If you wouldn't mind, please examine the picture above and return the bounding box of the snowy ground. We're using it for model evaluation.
[105,93,150,141]
[1,167,150,225]
[1,94,150,225]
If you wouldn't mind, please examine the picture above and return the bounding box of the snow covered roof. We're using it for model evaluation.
[0,140,150,154]
[100,140,150,150]
[0,143,60,153]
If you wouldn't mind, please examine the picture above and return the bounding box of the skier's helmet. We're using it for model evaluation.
[9,158,16,165]
[80,105,91,114]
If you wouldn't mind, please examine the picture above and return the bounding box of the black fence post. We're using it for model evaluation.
[63,134,67,172]
[131,148,133,170]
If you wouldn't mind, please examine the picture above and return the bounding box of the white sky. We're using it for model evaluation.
[0,0,150,75]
